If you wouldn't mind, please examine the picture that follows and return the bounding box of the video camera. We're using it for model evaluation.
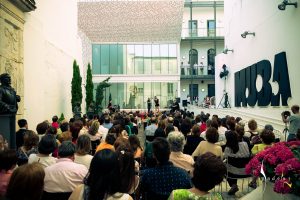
[281,110,291,120]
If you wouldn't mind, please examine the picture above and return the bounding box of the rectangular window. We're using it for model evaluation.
[100,45,109,74]
[188,20,198,37]
[92,45,101,74]
[207,20,216,37]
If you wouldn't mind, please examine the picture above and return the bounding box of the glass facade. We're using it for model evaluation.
[92,44,178,75]
[94,82,178,110]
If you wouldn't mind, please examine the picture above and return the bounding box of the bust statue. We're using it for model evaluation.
[0,73,20,114]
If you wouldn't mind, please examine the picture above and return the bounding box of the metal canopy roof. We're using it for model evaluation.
[78,0,184,43]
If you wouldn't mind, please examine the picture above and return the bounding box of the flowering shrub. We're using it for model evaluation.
[245,141,300,196]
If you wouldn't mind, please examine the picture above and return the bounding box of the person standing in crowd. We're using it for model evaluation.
[282,105,300,141]
[15,119,28,149]
[147,98,151,113]
[154,96,159,112]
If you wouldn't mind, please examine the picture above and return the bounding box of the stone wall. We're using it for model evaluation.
[0,0,25,120]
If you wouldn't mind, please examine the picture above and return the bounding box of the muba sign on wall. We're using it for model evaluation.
[235,52,291,107]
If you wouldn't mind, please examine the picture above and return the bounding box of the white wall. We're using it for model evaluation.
[23,0,84,128]
[215,0,300,130]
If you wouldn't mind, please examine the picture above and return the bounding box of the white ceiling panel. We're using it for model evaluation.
[78,0,184,43]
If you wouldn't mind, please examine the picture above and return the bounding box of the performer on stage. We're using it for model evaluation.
[154,96,159,112]
[171,100,180,113]
[107,100,113,113]
[147,98,151,113]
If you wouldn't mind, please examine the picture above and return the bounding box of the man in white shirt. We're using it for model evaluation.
[98,117,109,142]
[44,141,88,193]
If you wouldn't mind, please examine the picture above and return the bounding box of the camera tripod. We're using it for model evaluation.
[217,91,231,108]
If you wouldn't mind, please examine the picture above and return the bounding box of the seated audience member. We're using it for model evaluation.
[180,118,192,137]
[98,117,109,141]
[165,124,175,136]
[140,137,192,200]
[57,131,72,143]
[116,145,138,195]
[15,119,28,149]
[169,153,226,200]
[28,134,57,168]
[0,134,8,151]
[103,116,113,130]
[43,141,88,197]
[145,117,157,142]
[52,115,59,129]
[69,149,133,200]
[128,135,143,160]
[235,124,251,150]
[167,131,194,176]
[0,149,17,196]
[78,118,88,136]
[60,122,70,133]
[87,120,101,155]
[184,125,204,155]
[74,135,93,169]
[192,127,223,159]
[96,132,116,152]
[224,130,251,195]
[16,130,39,166]
[5,163,45,200]
[251,129,275,155]
[70,120,83,144]
[245,119,261,145]
[249,129,275,189]
[36,121,50,141]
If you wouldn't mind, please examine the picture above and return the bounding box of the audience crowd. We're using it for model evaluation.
[0,105,300,200]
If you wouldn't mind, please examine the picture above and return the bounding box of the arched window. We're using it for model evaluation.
[207,49,215,75]
[189,49,198,66]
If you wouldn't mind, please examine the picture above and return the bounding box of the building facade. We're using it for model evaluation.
[180,0,224,105]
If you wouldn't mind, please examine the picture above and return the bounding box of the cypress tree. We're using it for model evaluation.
[95,77,111,113]
[85,63,94,113]
[71,60,82,112]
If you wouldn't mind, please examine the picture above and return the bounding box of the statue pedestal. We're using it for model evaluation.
[0,115,16,149]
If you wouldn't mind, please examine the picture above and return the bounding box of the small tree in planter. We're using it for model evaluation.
[85,63,93,113]
[58,113,65,124]
[71,60,82,113]
[95,77,111,114]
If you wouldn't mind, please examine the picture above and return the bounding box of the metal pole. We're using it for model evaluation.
[213,0,217,75]
[190,1,193,105]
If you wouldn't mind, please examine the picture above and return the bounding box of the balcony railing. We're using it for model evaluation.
[181,27,224,38]
[180,65,215,76]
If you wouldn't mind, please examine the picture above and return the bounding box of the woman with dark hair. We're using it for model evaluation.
[69,149,133,200]
[74,135,93,169]
[128,135,143,160]
[224,130,250,195]
[180,118,192,137]
[0,149,17,196]
[5,163,45,200]
[116,145,138,195]
[16,130,39,166]
[28,134,57,168]
[70,120,83,143]
[169,152,226,200]
[192,127,222,159]
[184,125,204,155]
[36,121,50,141]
